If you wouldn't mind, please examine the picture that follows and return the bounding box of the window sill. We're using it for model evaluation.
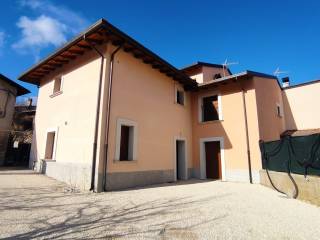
[175,102,186,107]
[41,159,56,162]
[50,91,63,98]
[113,159,138,163]
[199,120,224,125]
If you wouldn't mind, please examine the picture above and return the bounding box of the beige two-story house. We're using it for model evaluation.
[18,19,316,191]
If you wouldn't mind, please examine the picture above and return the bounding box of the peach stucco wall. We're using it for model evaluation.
[31,49,102,175]
[106,46,193,174]
[254,77,285,141]
[32,40,292,188]
[191,79,261,182]
[32,43,193,189]
[283,82,320,130]
[188,66,230,84]
[202,66,230,83]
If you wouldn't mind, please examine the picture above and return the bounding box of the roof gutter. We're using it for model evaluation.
[237,77,253,184]
[84,32,122,191]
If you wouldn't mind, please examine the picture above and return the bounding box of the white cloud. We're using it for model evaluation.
[19,0,88,34]
[20,0,42,9]
[13,15,67,50]
[13,0,89,60]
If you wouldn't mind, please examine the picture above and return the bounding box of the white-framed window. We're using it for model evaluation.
[276,103,283,118]
[115,118,138,161]
[52,75,63,96]
[175,85,185,106]
[198,92,222,122]
[176,90,185,105]
[44,127,58,160]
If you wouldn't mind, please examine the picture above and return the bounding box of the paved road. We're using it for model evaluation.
[0,168,320,239]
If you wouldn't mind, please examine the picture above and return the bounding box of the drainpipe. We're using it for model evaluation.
[84,35,106,191]
[84,33,122,191]
[238,78,253,184]
[102,45,121,191]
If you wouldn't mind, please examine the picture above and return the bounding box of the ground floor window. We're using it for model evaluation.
[115,118,138,161]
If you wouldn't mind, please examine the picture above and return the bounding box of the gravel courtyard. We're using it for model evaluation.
[1,168,320,240]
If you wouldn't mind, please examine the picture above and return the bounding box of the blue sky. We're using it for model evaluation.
[1,0,320,100]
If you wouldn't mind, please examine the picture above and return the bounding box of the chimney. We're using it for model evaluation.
[27,98,33,108]
[282,77,290,88]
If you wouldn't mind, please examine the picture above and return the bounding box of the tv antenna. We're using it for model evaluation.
[222,59,238,77]
[273,67,288,77]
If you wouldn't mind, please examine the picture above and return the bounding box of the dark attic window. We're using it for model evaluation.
[214,73,222,79]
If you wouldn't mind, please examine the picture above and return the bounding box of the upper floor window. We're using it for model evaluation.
[276,103,283,118]
[176,89,185,105]
[53,76,62,94]
[199,94,222,122]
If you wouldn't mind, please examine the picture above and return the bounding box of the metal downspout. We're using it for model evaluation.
[84,35,105,191]
[103,45,122,191]
[238,78,253,184]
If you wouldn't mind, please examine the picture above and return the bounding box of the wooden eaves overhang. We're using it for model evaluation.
[18,19,197,90]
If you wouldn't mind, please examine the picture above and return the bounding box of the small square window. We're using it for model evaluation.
[53,76,62,94]
[276,104,283,118]
[214,73,222,79]
[176,90,185,105]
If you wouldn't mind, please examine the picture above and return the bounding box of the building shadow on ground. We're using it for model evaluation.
[0,170,229,239]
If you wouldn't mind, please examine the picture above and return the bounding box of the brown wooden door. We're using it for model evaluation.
[205,141,221,179]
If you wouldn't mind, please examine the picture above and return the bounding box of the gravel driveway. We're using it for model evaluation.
[0,168,320,240]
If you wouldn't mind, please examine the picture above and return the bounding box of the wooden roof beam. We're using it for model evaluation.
[29,73,44,77]
[123,46,134,52]
[152,63,161,69]
[143,58,154,64]
[160,68,170,74]
[47,62,62,68]
[53,59,69,64]
[133,52,143,59]
[42,66,55,71]
[112,39,124,46]
[35,69,50,74]
[85,38,103,45]
[68,49,84,55]
[77,43,91,50]
[166,72,175,78]
[60,54,76,60]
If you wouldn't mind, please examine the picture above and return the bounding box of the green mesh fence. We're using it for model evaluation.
[260,134,320,176]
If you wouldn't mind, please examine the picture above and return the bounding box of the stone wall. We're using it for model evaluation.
[260,170,320,206]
